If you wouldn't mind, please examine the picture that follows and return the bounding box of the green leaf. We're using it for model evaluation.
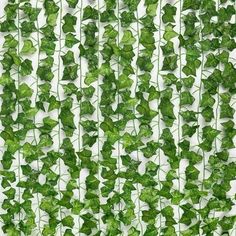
[66,0,78,8]
[117,74,133,89]
[61,51,75,65]
[80,101,95,116]
[20,59,33,76]
[161,41,175,55]
[40,37,56,55]
[180,91,195,106]
[205,53,219,68]
[62,64,78,81]
[59,106,75,137]
[61,216,74,228]
[220,103,234,119]
[18,83,33,99]
[82,133,97,147]
[100,10,117,22]
[159,93,175,126]
[163,24,178,41]
[200,92,215,107]
[183,0,200,10]
[137,56,154,72]
[65,33,79,48]
[162,55,178,71]
[21,40,36,54]
[63,13,77,33]
[121,30,136,45]
[180,110,197,122]
[162,4,177,23]
[3,34,18,48]
[83,6,98,20]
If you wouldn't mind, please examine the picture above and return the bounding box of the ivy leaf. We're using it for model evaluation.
[200,92,215,107]
[62,64,78,81]
[21,21,36,37]
[83,6,98,20]
[182,76,194,88]
[21,40,36,54]
[20,59,33,76]
[40,38,56,55]
[128,227,140,236]
[82,86,95,98]
[180,110,197,122]
[219,216,235,231]
[65,33,79,48]
[140,28,155,50]
[17,83,33,99]
[137,56,154,72]
[163,24,178,41]
[3,34,18,48]
[142,209,159,224]
[80,101,95,116]
[121,30,136,45]
[180,91,195,106]
[182,124,199,137]
[201,106,214,122]
[161,41,175,55]
[162,4,177,23]
[141,141,160,158]
[204,53,219,68]
[123,0,140,10]
[80,120,97,133]
[121,11,136,27]
[117,74,133,89]
[63,83,78,96]
[59,106,75,137]
[162,55,178,71]
[82,133,98,147]
[100,10,117,22]
[61,216,74,228]
[183,0,201,11]
[21,3,41,21]
[63,13,77,33]
[61,51,75,65]
[66,0,78,8]
[220,103,234,119]
[159,96,175,126]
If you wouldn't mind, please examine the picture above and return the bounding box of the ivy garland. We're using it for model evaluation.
[0,0,236,235]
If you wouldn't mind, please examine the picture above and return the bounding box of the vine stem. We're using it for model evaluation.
[178,0,182,234]
[116,0,122,231]
[133,9,143,235]
[76,0,83,232]
[97,0,101,232]
[57,0,63,234]
[212,0,220,224]
[34,0,42,233]
[197,11,205,230]
[16,0,21,226]
[215,0,220,155]
[155,0,163,233]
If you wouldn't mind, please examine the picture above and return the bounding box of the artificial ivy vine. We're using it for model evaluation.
[0,0,236,235]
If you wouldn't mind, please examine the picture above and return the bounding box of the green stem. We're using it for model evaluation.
[34,0,42,233]
[155,0,163,234]
[133,9,143,235]
[17,0,21,226]
[178,0,182,234]
[117,0,122,231]
[97,0,101,232]
[77,0,83,232]
[57,0,63,234]
[197,12,205,227]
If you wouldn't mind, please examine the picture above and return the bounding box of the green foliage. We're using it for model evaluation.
[0,0,235,235]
